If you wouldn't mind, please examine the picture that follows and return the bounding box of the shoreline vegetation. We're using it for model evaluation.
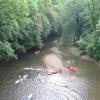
[70,42,100,66]
[0,0,100,63]
[0,0,62,62]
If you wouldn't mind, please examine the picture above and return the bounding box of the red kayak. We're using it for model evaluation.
[67,67,76,72]
[35,50,40,55]
[47,69,62,75]
[63,64,77,72]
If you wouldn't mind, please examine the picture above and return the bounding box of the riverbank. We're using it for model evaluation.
[69,43,100,66]
[0,35,61,64]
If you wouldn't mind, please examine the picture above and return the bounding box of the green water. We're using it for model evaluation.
[0,38,100,100]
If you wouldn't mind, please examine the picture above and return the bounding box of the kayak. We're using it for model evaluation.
[35,50,40,55]
[47,69,62,75]
[67,67,76,72]
[63,64,77,72]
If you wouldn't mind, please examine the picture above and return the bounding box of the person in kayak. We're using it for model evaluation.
[44,53,76,75]
[47,69,62,75]
[63,64,76,72]
[35,49,40,55]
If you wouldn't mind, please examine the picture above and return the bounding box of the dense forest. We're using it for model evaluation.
[0,0,100,62]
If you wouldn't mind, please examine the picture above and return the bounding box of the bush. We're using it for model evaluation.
[77,33,100,60]
[0,41,17,61]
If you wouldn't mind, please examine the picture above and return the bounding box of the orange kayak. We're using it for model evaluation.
[47,69,62,75]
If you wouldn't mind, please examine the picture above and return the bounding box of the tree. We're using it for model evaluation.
[0,0,61,62]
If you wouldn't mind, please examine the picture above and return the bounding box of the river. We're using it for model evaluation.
[0,37,100,100]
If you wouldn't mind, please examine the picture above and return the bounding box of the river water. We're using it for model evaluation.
[0,38,100,100]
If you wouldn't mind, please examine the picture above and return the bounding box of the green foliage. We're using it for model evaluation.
[42,16,51,39]
[0,0,99,61]
[57,0,84,39]
[0,0,61,62]
[12,41,26,53]
[76,2,100,60]
[77,33,100,60]
[58,0,100,60]
[58,0,100,38]
[0,41,16,61]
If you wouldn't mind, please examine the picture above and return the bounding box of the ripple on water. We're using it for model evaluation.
[26,72,88,100]
[0,67,89,100]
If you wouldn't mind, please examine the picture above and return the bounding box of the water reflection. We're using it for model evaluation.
[0,38,100,100]
[30,71,89,100]
[15,75,28,85]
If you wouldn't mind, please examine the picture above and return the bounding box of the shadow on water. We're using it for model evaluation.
[0,37,100,100]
